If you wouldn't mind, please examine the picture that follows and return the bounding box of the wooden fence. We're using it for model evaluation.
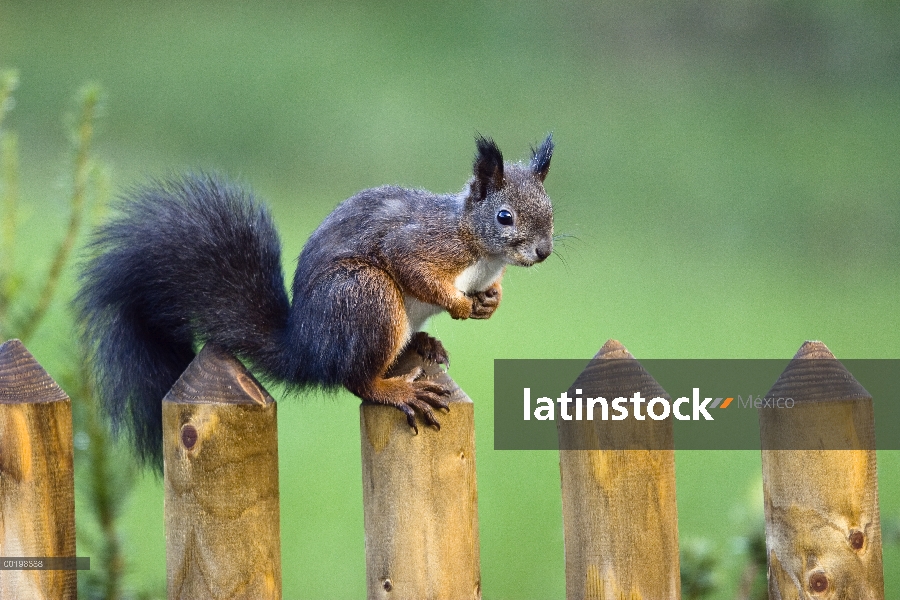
[0,337,885,599]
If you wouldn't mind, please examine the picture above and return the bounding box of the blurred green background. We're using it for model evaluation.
[2,0,898,597]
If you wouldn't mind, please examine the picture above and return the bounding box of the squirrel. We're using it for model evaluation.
[77,134,554,466]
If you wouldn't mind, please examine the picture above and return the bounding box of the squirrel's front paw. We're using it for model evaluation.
[469,284,501,319]
[409,331,450,367]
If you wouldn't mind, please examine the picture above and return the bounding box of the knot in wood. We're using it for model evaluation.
[808,571,828,593]
[181,424,198,449]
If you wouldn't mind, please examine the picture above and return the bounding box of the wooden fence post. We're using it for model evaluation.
[0,339,76,600]
[163,344,281,600]
[360,350,480,600]
[557,339,680,600]
[760,341,883,598]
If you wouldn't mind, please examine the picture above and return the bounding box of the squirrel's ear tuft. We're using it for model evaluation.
[530,133,554,182]
[473,135,504,201]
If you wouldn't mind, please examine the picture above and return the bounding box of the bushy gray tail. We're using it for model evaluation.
[77,174,291,467]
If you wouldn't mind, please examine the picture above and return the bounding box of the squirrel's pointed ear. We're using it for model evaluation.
[530,133,554,182]
[473,135,504,201]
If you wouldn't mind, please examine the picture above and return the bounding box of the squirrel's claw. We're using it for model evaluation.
[406,378,451,431]
[414,383,451,412]
[391,389,447,434]
[396,402,419,434]
[408,332,450,368]
[405,396,442,432]
[359,368,452,434]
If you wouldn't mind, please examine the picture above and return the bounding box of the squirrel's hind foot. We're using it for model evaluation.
[357,367,451,434]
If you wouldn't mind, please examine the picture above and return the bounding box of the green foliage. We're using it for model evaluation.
[681,539,720,600]
[680,524,770,600]
[0,75,109,343]
[734,525,769,600]
[67,362,138,600]
[0,69,21,326]
[0,72,135,600]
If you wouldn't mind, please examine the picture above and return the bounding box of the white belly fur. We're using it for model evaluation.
[402,257,505,334]
[454,257,506,294]
[404,296,444,334]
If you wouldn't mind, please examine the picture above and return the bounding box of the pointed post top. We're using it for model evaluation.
[164,344,273,406]
[766,340,869,403]
[594,339,634,360]
[561,340,672,450]
[576,339,668,401]
[792,340,836,360]
[0,339,68,404]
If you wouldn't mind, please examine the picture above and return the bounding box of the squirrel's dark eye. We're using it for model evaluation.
[496,209,513,226]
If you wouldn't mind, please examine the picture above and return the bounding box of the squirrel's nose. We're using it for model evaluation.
[535,244,552,262]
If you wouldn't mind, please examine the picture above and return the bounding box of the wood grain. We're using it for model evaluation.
[760,341,883,599]
[557,339,680,600]
[0,339,76,600]
[360,350,480,600]
[163,344,281,600]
